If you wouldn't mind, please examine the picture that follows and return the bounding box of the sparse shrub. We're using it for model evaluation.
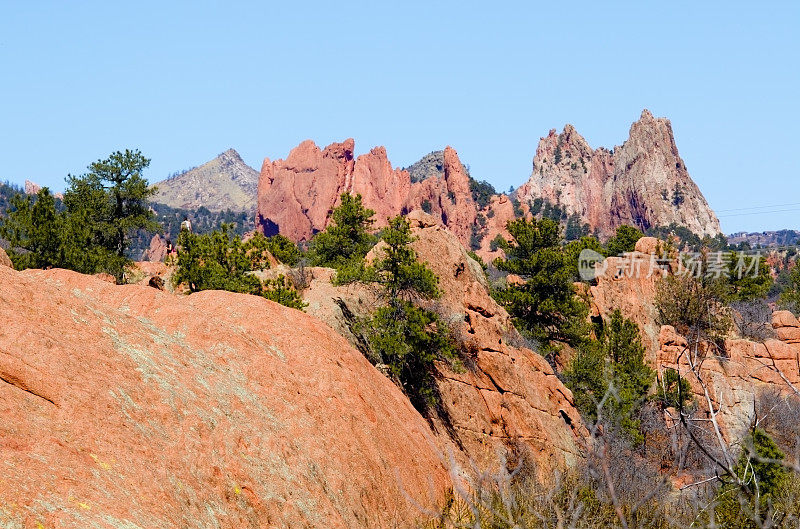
[672,184,685,207]
[489,234,505,253]
[512,198,524,218]
[731,299,776,341]
[654,367,693,410]
[467,250,487,272]
[262,275,307,310]
[469,177,496,209]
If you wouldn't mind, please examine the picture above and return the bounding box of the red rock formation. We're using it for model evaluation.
[516,110,721,238]
[405,212,587,471]
[257,139,355,240]
[301,211,588,475]
[584,238,800,440]
[588,238,668,358]
[256,141,480,247]
[0,265,448,527]
[657,321,800,440]
[142,234,168,262]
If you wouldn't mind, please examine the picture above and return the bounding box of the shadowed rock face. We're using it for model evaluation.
[516,110,721,238]
[0,266,448,528]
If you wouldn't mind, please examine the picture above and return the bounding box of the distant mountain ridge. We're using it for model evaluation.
[728,230,800,248]
[151,148,258,213]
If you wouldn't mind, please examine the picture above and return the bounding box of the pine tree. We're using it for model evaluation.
[352,216,458,412]
[0,188,63,269]
[605,225,644,256]
[308,193,377,268]
[492,217,589,351]
[64,149,159,282]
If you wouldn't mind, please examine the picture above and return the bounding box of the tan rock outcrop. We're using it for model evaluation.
[0,247,12,269]
[588,251,666,358]
[516,110,721,238]
[0,265,448,528]
[657,325,800,440]
[152,148,260,213]
[24,180,41,195]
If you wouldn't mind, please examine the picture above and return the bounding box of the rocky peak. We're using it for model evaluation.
[24,180,41,195]
[517,110,721,238]
[152,148,259,213]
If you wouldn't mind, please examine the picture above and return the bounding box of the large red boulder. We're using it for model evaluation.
[0,266,448,528]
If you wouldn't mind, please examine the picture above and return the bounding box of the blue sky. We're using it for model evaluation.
[1,1,797,233]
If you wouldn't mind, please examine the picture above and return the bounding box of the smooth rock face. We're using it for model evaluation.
[0,266,448,528]
[515,110,721,238]
[153,148,260,212]
[302,211,588,475]
[588,251,665,359]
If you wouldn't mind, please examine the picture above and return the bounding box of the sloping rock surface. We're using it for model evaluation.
[0,266,447,528]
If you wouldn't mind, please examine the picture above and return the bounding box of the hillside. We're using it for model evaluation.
[152,148,259,212]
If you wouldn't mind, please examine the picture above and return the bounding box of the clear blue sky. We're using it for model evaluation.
[1,1,797,233]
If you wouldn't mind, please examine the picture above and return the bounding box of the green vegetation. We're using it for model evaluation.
[564,310,655,443]
[308,193,377,269]
[779,264,800,313]
[342,216,459,412]
[130,203,252,257]
[713,429,793,528]
[1,150,158,282]
[262,233,302,266]
[512,198,524,217]
[468,177,496,209]
[564,212,590,241]
[492,217,589,356]
[654,367,692,410]
[563,235,605,281]
[172,225,305,310]
[605,224,644,256]
[671,184,685,207]
[723,252,772,301]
